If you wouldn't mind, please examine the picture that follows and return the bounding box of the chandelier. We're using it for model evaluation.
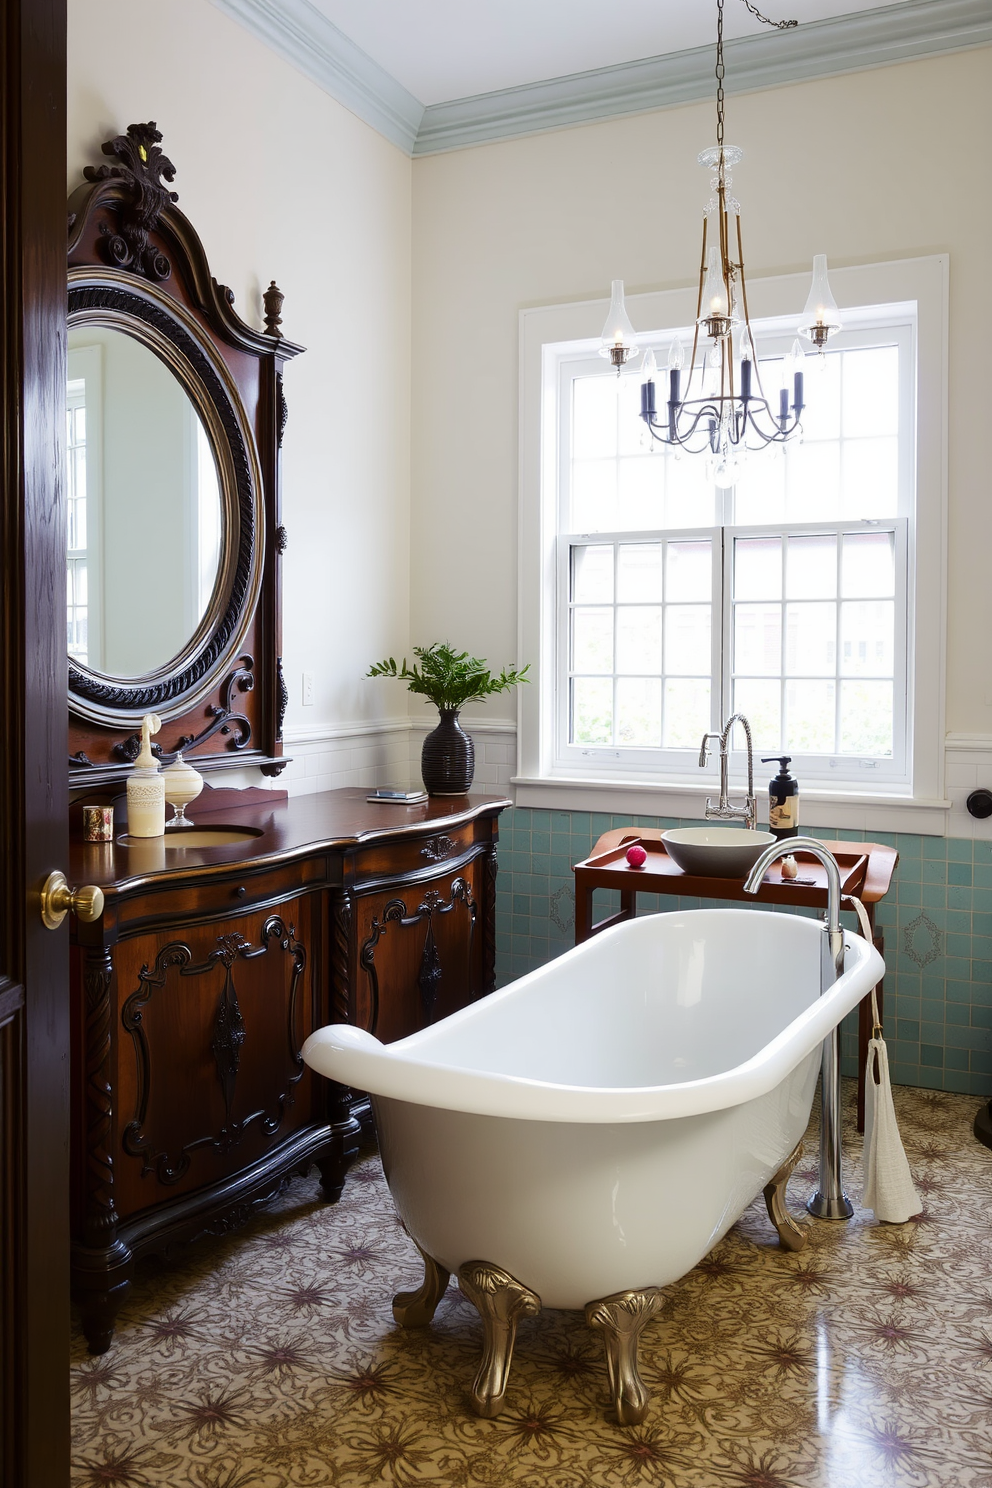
[601,0,842,482]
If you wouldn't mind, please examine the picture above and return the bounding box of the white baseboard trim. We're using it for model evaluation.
[282,716,411,747]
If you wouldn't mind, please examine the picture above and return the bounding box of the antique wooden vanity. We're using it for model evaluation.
[69,787,509,1353]
[60,124,511,1352]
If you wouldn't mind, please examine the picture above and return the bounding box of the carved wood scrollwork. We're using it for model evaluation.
[420,835,456,863]
[483,844,499,996]
[108,659,255,763]
[359,878,477,1032]
[331,892,353,1025]
[276,375,289,447]
[82,947,119,1249]
[244,916,307,1136]
[275,658,289,742]
[83,121,178,281]
[121,918,308,1184]
[211,933,249,1124]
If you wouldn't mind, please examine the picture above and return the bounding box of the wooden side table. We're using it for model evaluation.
[573,830,898,1133]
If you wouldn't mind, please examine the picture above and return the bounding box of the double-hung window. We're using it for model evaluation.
[519,259,947,821]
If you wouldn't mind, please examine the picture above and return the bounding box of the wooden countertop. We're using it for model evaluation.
[70,786,513,896]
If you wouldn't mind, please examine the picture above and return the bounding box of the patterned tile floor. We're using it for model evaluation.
[71,1083,992,1488]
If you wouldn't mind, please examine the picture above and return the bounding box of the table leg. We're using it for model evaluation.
[575,882,593,944]
[856,914,884,1134]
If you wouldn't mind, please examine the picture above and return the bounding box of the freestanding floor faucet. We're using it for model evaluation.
[743,837,853,1221]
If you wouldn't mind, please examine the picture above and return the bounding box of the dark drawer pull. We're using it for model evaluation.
[234,885,247,898]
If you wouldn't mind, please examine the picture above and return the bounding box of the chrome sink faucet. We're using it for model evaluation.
[743,837,852,1224]
[698,713,756,828]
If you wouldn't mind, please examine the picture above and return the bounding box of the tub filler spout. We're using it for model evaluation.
[744,836,853,1222]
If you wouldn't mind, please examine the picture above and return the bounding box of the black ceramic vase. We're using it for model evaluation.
[421,709,475,796]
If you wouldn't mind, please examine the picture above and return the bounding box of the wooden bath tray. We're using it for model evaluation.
[578,834,871,905]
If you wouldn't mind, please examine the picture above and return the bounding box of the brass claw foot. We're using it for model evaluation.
[763,1141,808,1252]
[392,1240,451,1327]
[457,1261,542,1418]
[585,1287,662,1426]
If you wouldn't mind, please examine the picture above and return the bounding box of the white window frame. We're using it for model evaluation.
[517,256,948,831]
[66,343,103,669]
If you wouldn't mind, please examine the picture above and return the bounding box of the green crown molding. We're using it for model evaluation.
[210,0,991,158]
[207,0,424,153]
[415,0,992,154]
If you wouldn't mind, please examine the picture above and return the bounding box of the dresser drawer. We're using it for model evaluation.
[347,822,479,888]
[114,854,330,934]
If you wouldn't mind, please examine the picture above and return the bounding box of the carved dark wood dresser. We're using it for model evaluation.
[69,787,510,1352]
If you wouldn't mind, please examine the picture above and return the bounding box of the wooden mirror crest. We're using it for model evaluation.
[67,122,302,783]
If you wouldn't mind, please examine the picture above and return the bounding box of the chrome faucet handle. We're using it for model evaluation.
[704,796,756,825]
[698,732,722,768]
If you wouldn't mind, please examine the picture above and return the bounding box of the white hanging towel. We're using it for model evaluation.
[848,896,922,1224]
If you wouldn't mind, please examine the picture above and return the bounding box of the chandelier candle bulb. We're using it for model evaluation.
[640,350,658,419]
[600,279,638,373]
[800,254,843,349]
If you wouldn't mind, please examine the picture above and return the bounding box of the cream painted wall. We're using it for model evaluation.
[67,0,412,748]
[410,47,992,735]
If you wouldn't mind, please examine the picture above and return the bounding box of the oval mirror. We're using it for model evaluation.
[66,324,223,679]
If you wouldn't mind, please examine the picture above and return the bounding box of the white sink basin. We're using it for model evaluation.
[662,826,776,879]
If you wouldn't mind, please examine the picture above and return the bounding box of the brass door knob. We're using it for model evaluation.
[40,871,105,930]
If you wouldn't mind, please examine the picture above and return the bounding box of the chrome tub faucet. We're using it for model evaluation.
[699,713,756,828]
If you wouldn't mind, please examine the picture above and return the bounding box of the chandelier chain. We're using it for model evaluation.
[740,0,798,30]
[715,0,798,150]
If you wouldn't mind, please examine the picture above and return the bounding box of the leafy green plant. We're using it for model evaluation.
[367,643,529,713]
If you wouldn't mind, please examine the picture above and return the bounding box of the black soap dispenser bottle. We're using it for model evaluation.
[762,756,799,839]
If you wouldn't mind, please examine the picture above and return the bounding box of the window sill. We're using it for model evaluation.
[510,774,950,836]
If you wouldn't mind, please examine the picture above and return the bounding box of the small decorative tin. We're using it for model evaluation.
[82,804,114,843]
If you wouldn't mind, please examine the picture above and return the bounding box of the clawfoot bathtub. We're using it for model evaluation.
[303,907,883,1424]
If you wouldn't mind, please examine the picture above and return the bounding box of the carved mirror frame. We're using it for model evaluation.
[66,122,301,781]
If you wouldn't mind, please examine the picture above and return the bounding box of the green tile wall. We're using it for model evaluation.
[494,808,992,1099]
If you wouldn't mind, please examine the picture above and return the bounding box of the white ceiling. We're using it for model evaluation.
[307,0,903,105]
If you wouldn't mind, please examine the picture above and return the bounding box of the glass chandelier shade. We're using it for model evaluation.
[799,253,843,349]
[608,0,842,462]
[599,278,640,370]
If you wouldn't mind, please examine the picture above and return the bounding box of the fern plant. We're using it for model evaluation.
[367,643,529,713]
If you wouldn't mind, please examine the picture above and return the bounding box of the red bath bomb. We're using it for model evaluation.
[626,843,647,868]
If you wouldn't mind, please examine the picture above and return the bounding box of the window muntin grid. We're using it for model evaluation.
[556,328,911,782]
[66,381,88,662]
[567,536,715,752]
[728,525,905,764]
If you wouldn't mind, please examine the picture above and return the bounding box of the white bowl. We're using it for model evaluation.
[662,826,776,879]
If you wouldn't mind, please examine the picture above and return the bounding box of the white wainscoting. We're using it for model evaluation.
[279,718,518,798]
[277,722,992,842]
[944,735,992,840]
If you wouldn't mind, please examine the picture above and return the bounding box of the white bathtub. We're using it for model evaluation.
[303,908,883,1310]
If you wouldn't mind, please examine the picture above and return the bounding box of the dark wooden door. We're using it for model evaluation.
[1,0,70,1484]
